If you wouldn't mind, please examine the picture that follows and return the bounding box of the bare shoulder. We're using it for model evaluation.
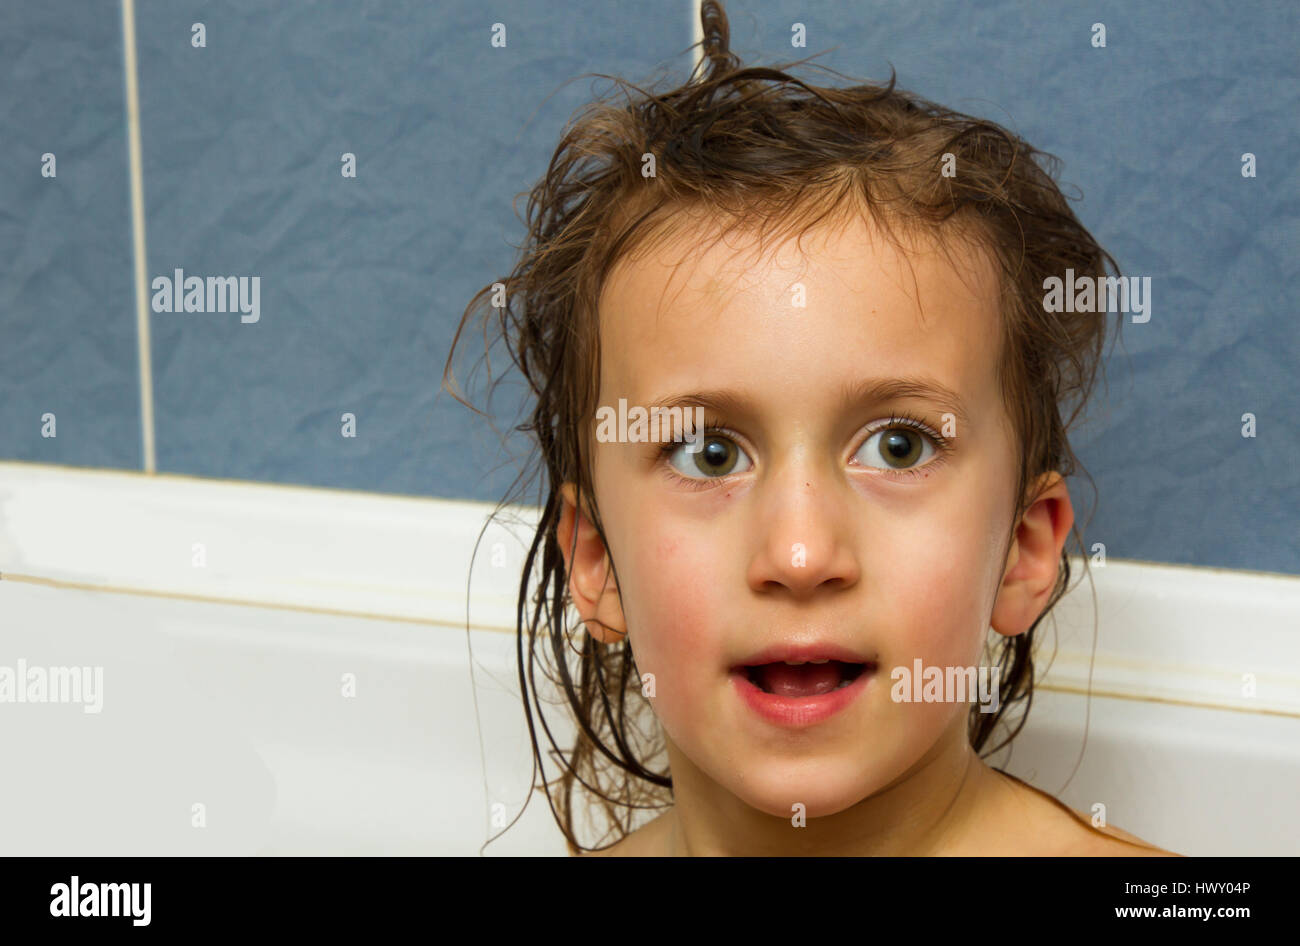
[994,771,1181,857]
[1068,821,1183,857]
[577,832,638,857]
[574,811,671,857]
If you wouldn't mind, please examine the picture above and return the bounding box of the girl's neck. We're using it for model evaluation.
[659,723,1007,856]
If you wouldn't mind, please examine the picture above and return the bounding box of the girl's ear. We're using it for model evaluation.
[990,472,1075,639]
[556,482,628,643]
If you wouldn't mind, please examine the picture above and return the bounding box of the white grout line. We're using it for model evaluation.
[120,0,156,474]
[692,0,703,71]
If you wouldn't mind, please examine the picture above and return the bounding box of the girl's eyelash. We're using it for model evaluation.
[655,421,737,491]
[872,412,952,482]
[655,411,952,490]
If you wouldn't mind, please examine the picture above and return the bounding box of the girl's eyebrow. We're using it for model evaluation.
[644,375,971,429]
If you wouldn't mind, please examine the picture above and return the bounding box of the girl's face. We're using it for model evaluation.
[565,210,1047,829]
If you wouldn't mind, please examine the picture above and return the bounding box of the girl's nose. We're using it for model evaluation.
[745,468,861,597]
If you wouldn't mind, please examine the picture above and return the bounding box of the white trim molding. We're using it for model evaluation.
[1,461,1297,716]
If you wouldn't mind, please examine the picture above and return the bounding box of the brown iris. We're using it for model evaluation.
[690,437,739,475]
[878,428,922,468]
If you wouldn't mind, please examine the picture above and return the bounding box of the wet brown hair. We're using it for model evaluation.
[445,0,1155,854]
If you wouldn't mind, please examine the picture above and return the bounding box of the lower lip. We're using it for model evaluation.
[730,666,873,728]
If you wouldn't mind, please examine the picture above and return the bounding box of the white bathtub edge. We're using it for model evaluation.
[1,461,1297,715]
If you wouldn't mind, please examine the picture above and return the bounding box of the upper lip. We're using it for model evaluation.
[732,642,876,668]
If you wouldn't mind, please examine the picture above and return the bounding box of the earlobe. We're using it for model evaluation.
[556,482,627,643]
[989,472,1075,639]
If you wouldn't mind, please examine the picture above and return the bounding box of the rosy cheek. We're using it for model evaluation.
[877,536,987,664]
[655,535,681,560]
[623,541,721,709]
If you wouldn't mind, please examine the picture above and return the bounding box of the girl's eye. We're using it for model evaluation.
[657,414,949,487]
[852,423,938,472]
[663,430,753,480]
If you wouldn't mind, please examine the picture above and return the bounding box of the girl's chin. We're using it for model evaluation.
[702,765,892,818]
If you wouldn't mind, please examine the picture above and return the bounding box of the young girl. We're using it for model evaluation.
[446,0,1178,856]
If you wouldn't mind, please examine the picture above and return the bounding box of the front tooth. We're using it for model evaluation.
[808,658,829,664]
[783,659,807,666]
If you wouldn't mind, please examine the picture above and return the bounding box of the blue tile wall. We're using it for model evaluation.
[1,0,1295,574]
[0,1,137,469]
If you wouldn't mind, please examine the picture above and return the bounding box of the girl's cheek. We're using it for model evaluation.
[626,506,992,701]
[876,532,991,666]
[623,541,727,714]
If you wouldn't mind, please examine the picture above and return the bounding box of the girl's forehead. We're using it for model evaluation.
[605,212,996,314]
[595,218,1004,426]
[601,221,999,350]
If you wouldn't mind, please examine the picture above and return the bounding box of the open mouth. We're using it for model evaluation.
[739,660,873,698]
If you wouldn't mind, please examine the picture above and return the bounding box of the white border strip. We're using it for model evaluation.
[121,0,155,474]
[0,462,1297,715]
